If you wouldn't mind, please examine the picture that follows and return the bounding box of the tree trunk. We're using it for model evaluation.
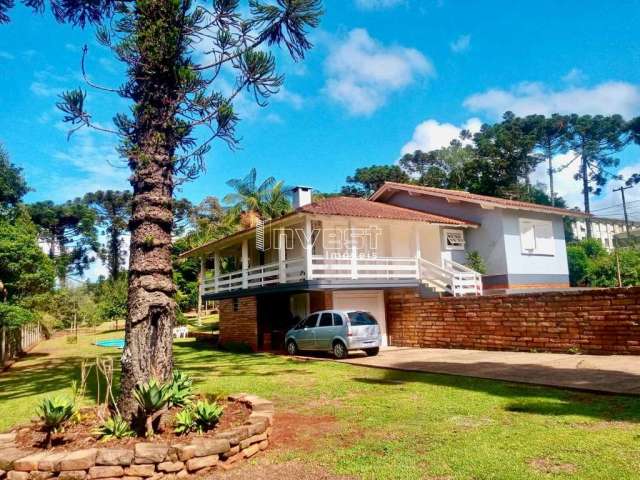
[109,226,120,280]
[581,152,592,238]
[118,0,181,419]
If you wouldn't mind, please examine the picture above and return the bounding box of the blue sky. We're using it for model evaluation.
[2,0,640,221]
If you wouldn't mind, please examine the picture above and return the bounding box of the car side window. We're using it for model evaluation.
[332,313,343,326]
[303,313,319,329]
[318,313,332,327]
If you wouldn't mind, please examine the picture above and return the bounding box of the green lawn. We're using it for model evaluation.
[2,331,640,479]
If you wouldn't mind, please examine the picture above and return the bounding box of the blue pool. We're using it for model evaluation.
[96,339,125,349]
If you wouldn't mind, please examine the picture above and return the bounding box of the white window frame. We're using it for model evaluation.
[442,228,465,251]
[519,218,555,256]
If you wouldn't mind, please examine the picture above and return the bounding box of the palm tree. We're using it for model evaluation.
[223,169,291,221]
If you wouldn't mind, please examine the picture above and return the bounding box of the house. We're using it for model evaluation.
[179,183,586,351]
[570,216,640,250]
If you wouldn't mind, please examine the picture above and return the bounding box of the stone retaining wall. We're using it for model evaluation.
[0,394,273,480]
[386,287,640,354]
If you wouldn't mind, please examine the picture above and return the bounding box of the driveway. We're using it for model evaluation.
[339,347,640,395]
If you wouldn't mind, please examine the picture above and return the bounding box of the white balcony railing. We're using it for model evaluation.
[201,255,483,296]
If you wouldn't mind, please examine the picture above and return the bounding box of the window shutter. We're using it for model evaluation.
[534,220,555,255]
[519,219,536,252]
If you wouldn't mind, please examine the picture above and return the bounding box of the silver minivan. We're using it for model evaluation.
[285,310,381,359]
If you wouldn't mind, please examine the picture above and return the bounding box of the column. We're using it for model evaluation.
[278,231,287,283]
[304,216,313,280]
[214,251,220,293]
[241,240,249,288]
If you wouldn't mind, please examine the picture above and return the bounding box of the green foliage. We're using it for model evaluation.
[27,199,99,284]
[0,303,35,328]
[168,370,194,407]
[133,378,172,415]
[192,400,223,433]
[94,415,134,440]
[341,165,410,197]
[37,397,75,433]
[465,251,487,274]
[0,210,55,301]
[223,168,291,220]
[173,408,196,435]
[567,239,640,287]
[94,277,128,326]
[0,143,29,212]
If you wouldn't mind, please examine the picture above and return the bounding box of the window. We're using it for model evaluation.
[443,228,465,250]
[332,313,343,326]
[347,311,378,326]
[303,314,319,328]
[519,219,555,256]
[318,313,333,327]
[232,297,239,312]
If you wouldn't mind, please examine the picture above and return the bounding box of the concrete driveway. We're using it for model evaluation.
[339,347,640,395]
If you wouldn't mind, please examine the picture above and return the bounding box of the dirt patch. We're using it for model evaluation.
[529,458,577,475]
[13,399,250,451]
[207,459,356,480]
[269,412,341,452]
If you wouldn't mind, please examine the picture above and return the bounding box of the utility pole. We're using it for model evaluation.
[613,185,633,236]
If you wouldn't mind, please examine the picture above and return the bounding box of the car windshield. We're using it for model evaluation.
[347,311,378,326]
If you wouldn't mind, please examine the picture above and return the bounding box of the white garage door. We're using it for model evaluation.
[332,290,388,347]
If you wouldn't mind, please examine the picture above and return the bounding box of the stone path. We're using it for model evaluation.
[339,347,640,395]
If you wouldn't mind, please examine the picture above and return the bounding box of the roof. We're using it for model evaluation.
[298,196,477,225]
[370,182,589,218]
[179,196,477,258]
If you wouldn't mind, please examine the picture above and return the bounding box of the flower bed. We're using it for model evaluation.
[0,394,274,479]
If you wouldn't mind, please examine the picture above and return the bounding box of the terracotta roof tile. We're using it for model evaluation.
[299,196,477,226]
[371,182,588,217]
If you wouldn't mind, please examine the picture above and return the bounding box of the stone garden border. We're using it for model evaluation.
[0,394,274,479]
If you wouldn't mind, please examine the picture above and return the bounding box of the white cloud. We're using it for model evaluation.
[273,86,304,110]
[464,81,640,119]
[561,68,587,84]
[450,34,471,53]
[0,51,14,60]
[400,117,482,155]
[30,82,61,97]
[323,28,433,116]
[354,0,405,10]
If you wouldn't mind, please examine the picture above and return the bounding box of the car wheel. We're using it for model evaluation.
[286,340,298,356]
[364,347,379,357]
[333,341,348,359]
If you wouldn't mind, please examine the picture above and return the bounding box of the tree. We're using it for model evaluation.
[399,150,431,178]
[0,209,55,300]
[84,190,132,280]
[341,165,410,197]
[0,144,29,213]
[38,0,321,417]
[223,168,290,220]
[27,200,98,286]
[529,114,569,206]
[564,115,628,237]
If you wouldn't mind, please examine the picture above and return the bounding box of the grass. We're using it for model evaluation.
[2,330,640,479]
[184,313,219,334]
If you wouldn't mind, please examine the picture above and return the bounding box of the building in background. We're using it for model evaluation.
[570,217,640,250]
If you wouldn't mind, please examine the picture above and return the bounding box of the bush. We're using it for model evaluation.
[192,400,223,432]
[465,250,487,274]
[168,370,194,407]
[37,397,75,448]
[0,303,34,328]
[94,415,134,440]
[133,378,172,437]
[567,239,640,287]
[173,408,196,435]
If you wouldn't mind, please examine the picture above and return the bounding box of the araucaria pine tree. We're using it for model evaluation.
[3,0,322,418]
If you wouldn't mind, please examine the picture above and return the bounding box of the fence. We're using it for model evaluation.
[0,322,43,369]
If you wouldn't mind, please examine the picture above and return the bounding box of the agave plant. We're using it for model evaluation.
[94,415,134,440]
[173,408,196,435]
[168,370,194,407]
[37,397,75,448]
[133,379,172,437]
[193,401,224,433]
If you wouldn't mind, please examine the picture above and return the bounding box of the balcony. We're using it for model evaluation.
[201,255,482,297]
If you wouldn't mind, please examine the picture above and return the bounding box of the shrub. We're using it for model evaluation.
[94,415,134,440]
[173,408,196,435]
[133,378,172,437]
[169,370,194,407]
[192,400,223,433]
[465,250,487,274]
[37,397,75,448]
